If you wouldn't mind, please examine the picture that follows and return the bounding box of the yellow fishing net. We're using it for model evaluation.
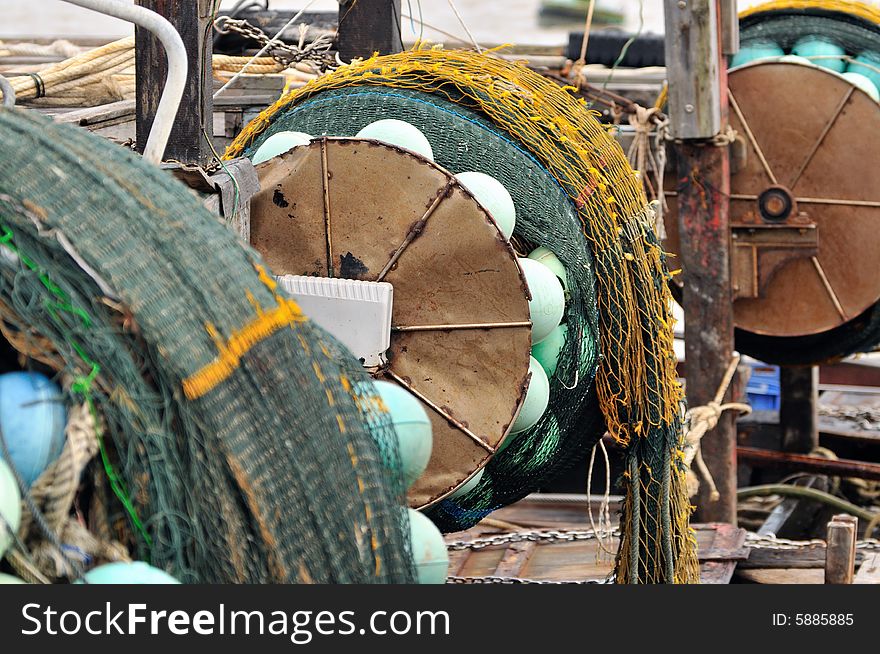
[226,47,699,584]
[740,0,880,24]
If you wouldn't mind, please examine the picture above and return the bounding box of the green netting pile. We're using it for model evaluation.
[0,107,414,583]
[240,86,604,532]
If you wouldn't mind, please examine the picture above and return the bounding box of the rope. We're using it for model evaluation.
[682,353,752,500]
[445,0,483,53]
[15,403,130,581]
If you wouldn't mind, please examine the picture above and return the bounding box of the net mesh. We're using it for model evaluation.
[0,107,414,583]
[225,48,699,584]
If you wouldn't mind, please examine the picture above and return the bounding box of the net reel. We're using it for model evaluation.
[250,137,534,509]
[664,0,880,365]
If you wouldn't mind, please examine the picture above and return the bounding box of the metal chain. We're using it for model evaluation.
[446,527,620,552]
[213,16,335,68]
[447,574,615,585]
[745,531,880,552]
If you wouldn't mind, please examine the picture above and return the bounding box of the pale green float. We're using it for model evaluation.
[406,508,449,584]
[454,171,517,240]
[0,459,21,559]
[518,258,565,343]
[510,356,550,434]
[356,119,434,161]
[252,131,313,165]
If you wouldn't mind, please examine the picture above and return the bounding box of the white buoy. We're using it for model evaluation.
[406,509,449,584]
[518,258,565,343]
[842,72,880,102]
[368,380,433,489]
[0,459,21,558]
[447,467,484,500]
[454,171,517,239]
[356,119,434,161]
[779,55,813,66]
[527,246,567,291]
[252,131,313,165]
[510,356,550,434]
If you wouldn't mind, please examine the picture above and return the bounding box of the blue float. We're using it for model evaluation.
[792,37,847,73]
[730,40,784,68]
[0,371,66,488]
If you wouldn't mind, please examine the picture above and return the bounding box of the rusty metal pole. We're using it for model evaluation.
[135,0,214,165]
[337,0,403,62]
[666,1,738,523]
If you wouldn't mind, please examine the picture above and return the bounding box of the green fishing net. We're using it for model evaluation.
[0,107,414,583]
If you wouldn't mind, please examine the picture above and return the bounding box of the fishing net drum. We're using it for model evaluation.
[227,48,700,583]
[665,0,880,366]
[0,107,415,584]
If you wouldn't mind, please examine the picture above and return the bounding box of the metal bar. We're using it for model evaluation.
[376,182,452,282]
[320,138,334,277]
[729,89,778,185]
[392,321,532,333]
[0,73,15,108]
[789,87,854,190]
[384,370,495,453]
[811,256,848,321]
[63,0,188,165]
[737,446,880,481]
[796,196,880,208]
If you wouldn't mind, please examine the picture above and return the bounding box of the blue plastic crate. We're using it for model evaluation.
[746,363,780,411]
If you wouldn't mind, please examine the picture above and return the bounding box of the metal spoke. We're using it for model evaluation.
[811,256,848,321]
[797,196,880,209]
[729,89,778,186]
[385,369,496,453]
[376,181,453,282]
[393,321,532,333]
[320,137,334,277]
[788,87,853,191]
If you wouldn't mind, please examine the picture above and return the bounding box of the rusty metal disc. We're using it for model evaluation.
[250,137,532,509]
[665,61,880,338]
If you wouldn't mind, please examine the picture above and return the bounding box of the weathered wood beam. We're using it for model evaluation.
[337,0,402,62]
[135,0,214,165]
[667,1,736,523]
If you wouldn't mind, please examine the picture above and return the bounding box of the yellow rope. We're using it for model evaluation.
[740,0,880,25]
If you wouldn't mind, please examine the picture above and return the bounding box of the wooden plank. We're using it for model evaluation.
[663,0,721,139]
[53,99,135,126]
[492,541,538,578]
[736,568,825,584]
[337,0,402,62]
[854,552,880,584]
[825,518,857,584]
[780,366,819,453]
[135,0,214,165]
[445,523,745,583]
[740,543,868,570]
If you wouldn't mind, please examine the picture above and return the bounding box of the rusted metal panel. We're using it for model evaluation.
[492,541,539,577]
[250,138,532,510]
